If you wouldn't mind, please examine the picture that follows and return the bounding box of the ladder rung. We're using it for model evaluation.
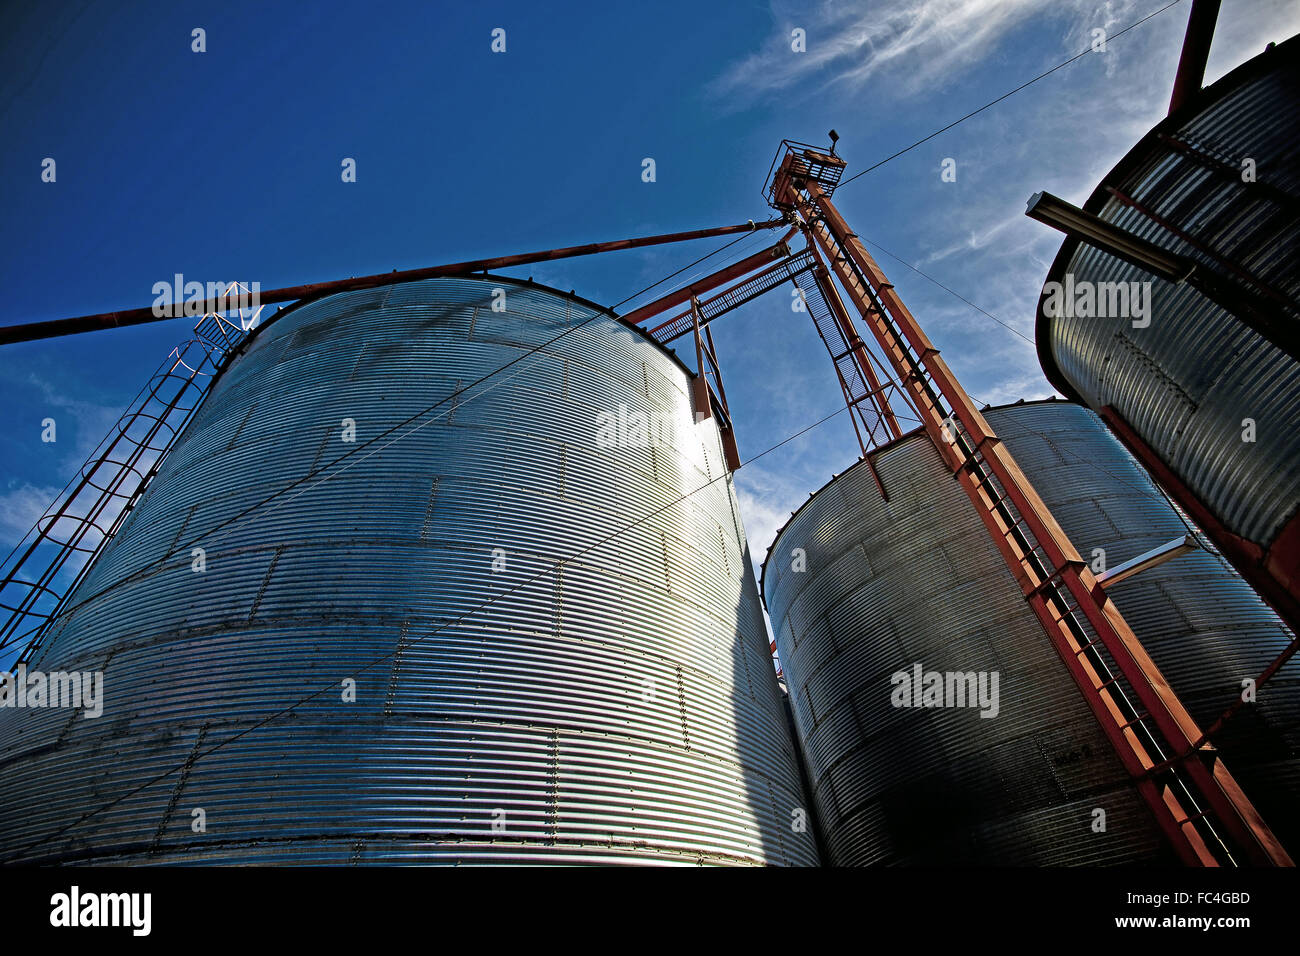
[1001,516,1029,538]
[1116,711,1149,731]
[1074,636,1107,657]
[1174,809,1211,827]
[802,203,1287,867]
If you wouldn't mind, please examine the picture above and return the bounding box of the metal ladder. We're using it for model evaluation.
[786,172,1291,866]
[0,313,245,666]
[649,252,816,343]
[793,251,907,457]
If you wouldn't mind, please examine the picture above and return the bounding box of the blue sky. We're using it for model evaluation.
[2,0,1296,575]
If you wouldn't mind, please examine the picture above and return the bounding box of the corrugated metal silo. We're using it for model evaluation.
[0,275,818,866]
[1035,36,1300,630]
[762,400,1298,865]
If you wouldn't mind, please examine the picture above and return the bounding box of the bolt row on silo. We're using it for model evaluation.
[1035,37,1300,633]
[0,276,818,866]
[763,400,1298,865]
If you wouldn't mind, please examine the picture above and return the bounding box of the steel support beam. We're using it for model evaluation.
[1099,404,1300,633]
[1103,184,1297,313]
[1025,191,1297,361]
[620,233,793,327]
[1097,534,1200,587]
[1155,132,1300,217]
[803,240,905,443]
[648,252,814,343]
[1169,0,1221,115]
[0,219,784,346]
[778,155,1291,866]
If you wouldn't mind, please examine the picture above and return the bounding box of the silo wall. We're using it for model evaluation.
[762,400,1297,865]
[0,276,818,866]
[1035,37,1300,629]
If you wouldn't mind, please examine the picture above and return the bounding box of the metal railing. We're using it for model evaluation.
[0,311,247,666]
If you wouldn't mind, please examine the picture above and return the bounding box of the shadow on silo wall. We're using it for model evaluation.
[0,277,820,866]
[763,412,1178,865]
[990,402,1300,860]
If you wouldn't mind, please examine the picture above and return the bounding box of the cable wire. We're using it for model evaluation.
[840,238,1215,537]
[39,229,767,631]
[836,0,1185,188]
[858,235,1036,345]
[827,229,1214,537]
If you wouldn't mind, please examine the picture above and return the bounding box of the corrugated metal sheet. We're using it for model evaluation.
[0,276,818,866]
[1037,38,1300,547]
[762,400,1298,865]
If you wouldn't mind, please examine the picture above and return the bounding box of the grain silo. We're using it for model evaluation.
[762,400,1299,866]
[1031,34,1300,632]
[0,275,818,866]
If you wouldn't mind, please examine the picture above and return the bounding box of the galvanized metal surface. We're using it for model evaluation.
[1037,38,1300,548]
[762,401,1298,866]
[0,276,817,866]
[1,313,246,667]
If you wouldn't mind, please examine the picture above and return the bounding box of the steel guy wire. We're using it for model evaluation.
[835,0,1186,188]
[41,229,769,629]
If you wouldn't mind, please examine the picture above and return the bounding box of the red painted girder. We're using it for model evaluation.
[0,219,785,346]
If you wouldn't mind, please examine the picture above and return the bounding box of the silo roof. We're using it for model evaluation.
[1034,33,1300,398]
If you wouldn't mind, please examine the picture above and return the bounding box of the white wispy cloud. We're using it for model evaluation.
[712,0,1045,101]
[0,481,63,554]
[734,458,831,566]
[915,211,1025,267]
[713,0,1298,128]
[9,369,127,466]
[720,0,1299,580]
